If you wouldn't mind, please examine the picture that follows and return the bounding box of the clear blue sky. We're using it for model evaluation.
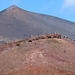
[0,0,75,22]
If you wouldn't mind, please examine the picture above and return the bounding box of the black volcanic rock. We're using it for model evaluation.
[0,5,75,41]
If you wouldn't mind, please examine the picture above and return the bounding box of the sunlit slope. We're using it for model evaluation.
[0,37,75,75]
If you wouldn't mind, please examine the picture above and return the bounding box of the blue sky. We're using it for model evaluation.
[0,0,75,22]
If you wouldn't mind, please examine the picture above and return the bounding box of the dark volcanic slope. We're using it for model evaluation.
[0,5,75,40]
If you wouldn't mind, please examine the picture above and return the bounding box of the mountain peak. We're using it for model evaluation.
[10,5,17,7]
[1,5,22,14]
[7,5,20,10]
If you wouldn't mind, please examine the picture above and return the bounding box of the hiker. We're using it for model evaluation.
[38,34,39,36]
[36,34,38,36]
[64,36,68,38]
[31,35,33,37]
[51,32,56,35]
[55,32,56,34]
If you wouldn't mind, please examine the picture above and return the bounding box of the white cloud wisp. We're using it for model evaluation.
[64,0,75,7]
[61,0,75,12]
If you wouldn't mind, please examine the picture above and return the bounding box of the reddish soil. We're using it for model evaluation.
[0,37,75,75]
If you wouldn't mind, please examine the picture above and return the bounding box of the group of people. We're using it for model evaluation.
[51,32,57,35]
[30,32,57,37]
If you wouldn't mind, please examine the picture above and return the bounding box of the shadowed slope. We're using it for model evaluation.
[0,5,75,41]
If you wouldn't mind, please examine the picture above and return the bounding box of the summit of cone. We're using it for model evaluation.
[0,5,26,15]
